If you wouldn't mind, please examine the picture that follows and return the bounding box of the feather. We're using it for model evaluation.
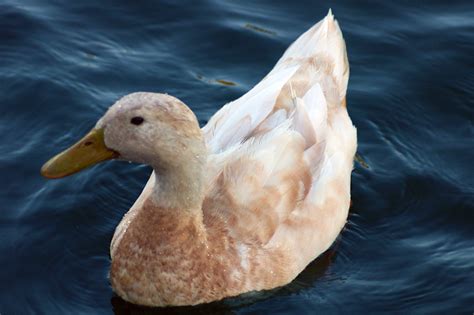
[108,11,357,306]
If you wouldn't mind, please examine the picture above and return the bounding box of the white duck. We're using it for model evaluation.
[41,10,357,307]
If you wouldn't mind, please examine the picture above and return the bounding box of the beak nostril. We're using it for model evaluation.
[41,128,117,179]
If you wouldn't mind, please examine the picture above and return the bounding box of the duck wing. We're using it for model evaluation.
[202,11,356,248]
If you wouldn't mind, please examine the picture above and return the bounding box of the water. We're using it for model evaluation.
[1,0,473,314]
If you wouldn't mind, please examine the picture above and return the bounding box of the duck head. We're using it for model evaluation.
[41,92,205,179]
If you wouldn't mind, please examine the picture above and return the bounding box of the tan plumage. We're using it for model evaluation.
[43,10,357,307]
[109,10,356,306]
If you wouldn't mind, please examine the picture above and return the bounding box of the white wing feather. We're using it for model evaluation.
[203,10,357,252]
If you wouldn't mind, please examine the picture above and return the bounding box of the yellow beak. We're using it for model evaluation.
[41,128,119,179]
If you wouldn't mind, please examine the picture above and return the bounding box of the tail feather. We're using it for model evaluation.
[204,11,350,154]
[274,9,349,101]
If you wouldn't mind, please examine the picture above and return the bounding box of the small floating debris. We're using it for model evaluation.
[215,79,236,86]
[244,23,277,36]
[354,153,370,169]
[195,74,237,86]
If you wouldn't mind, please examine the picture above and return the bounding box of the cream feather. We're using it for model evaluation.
[106,10,356,306]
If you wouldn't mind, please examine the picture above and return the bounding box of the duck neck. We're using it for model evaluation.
[149,141,207,213]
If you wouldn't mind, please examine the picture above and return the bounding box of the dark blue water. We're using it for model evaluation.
[1,1,473,314]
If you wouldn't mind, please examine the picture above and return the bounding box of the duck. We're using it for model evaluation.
[41,10,357,307]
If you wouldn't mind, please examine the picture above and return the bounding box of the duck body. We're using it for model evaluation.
[41,11,356,307]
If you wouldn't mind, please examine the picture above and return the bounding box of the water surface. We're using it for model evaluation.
[1,0,473,314]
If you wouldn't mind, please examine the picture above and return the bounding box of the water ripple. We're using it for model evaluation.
[1,0,473,314]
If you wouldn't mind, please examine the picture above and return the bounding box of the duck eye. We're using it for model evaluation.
[130,116,144,125]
